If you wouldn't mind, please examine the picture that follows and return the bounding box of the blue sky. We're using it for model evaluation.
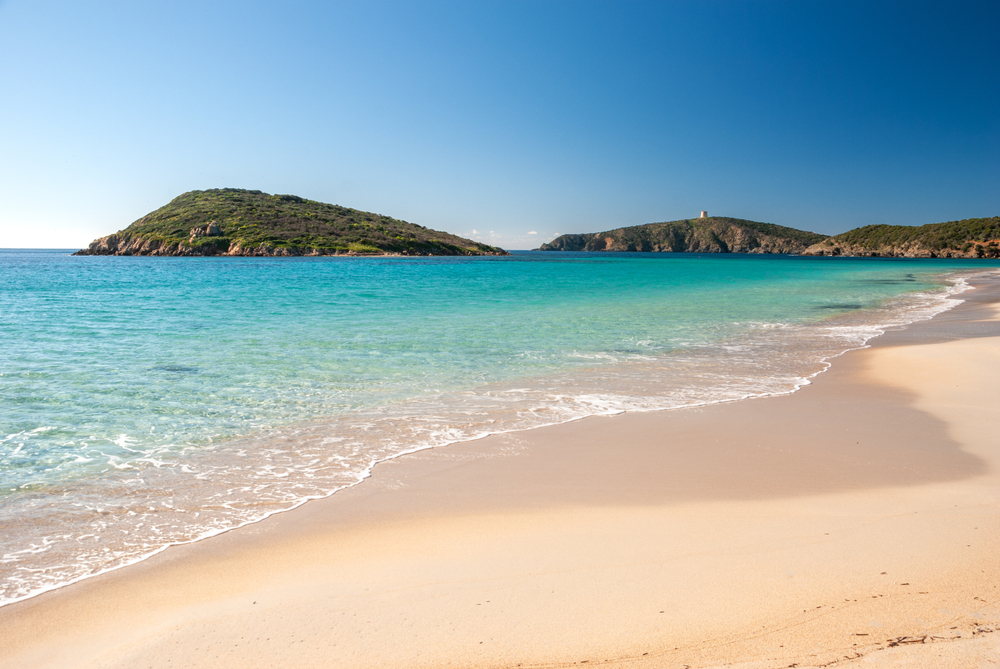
[1,0,997,249]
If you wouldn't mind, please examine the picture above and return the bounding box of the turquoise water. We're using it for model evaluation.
[1,249,996,604]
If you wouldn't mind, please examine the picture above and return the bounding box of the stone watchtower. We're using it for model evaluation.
[700,211,708,219]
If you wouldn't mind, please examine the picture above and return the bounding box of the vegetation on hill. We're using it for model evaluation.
[537,217,827,254]
[804,216,1000,258]
[75,189,507,256]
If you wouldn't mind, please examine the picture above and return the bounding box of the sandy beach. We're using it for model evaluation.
[2,275,999,669]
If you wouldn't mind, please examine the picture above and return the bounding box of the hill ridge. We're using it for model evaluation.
[537,216,827,254]
[803,216,1000,258]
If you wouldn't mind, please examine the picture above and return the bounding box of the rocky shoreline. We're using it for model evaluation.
[73,232,507,257]
[802,238,1000,258]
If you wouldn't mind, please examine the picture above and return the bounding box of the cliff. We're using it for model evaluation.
[537,217,827,254]
[75,189,508,257]
[803,216,1000,258]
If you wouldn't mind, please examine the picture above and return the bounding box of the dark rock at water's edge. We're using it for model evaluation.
[802,216,1000,258]
[75,189,508,257]
[536,217,827,254]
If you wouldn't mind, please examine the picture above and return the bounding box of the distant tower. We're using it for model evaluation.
[700,210,708,219]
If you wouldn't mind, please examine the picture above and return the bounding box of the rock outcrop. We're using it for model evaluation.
[802,239,1000,258]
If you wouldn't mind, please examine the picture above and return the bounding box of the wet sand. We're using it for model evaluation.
[2,275,999,668]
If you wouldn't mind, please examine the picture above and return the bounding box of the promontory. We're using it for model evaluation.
[75,189,508,257]
[537,216,827,254]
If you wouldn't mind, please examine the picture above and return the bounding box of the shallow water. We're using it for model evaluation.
[2,249,997,605]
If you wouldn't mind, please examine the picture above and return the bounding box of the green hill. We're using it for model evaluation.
[75,189,507,257]
[804,216,1000,258]
[537,217,827,254]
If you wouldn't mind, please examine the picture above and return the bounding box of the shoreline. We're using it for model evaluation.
[2,273,1000,667]
[0,271,975,610]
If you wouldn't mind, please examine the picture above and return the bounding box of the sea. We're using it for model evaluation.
[2,248,998,607]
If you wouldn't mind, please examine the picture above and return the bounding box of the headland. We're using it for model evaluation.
[537,214,1000,258]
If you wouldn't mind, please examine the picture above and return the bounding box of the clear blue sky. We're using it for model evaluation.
[1,0,997,249]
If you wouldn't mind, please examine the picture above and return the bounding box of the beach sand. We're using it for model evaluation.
[2,276,1000,669]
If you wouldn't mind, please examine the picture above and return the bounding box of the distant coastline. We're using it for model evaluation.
[538,214,1000,258]
[803,216,1000,258]
[536,216,825,254]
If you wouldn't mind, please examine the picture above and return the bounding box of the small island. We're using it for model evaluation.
[75,188,508,257]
